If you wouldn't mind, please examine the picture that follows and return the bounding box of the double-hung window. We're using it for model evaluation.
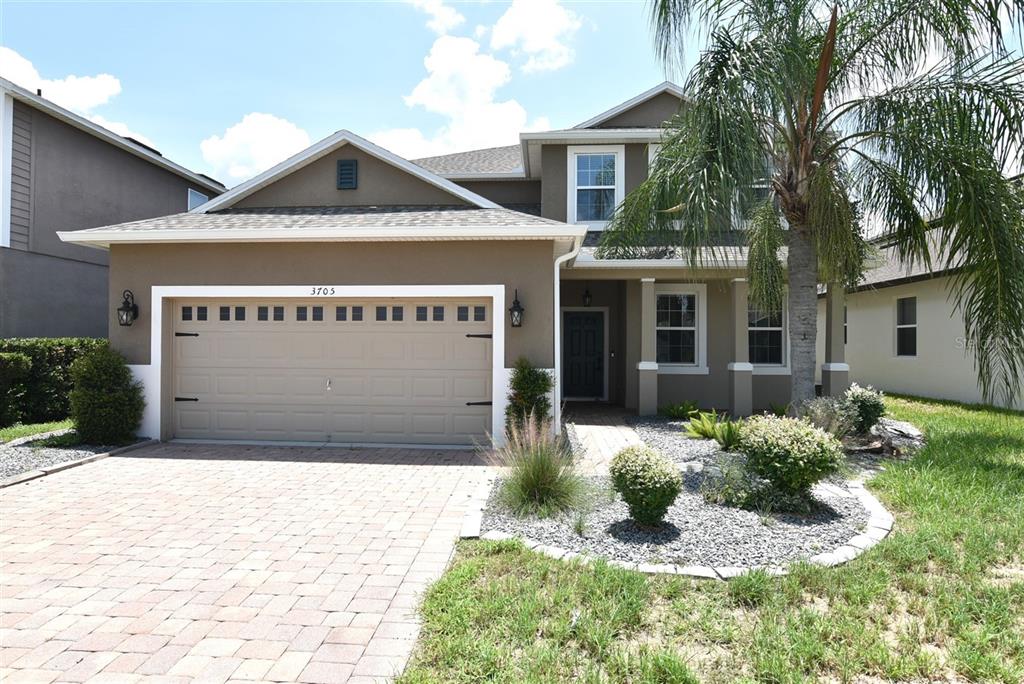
[567,146,624,228]
[748,302,785,365]
[656,293,697,365]
[896,296,917,356]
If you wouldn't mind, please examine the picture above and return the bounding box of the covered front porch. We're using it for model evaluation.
[558,267,849,416]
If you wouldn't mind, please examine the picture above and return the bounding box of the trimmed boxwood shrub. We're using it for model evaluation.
[609,445,683,526]
[844,383,886,434]
[505,357,553,431]
[69,344,144,445]
[0,352,32,427]
[0,338,106,423]
[739,415,844,496]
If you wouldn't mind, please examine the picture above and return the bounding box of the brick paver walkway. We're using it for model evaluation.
[0,442,490,683]
[564,405,643,474]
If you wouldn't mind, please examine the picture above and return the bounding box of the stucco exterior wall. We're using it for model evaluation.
[594,92,682,128]
[540,143,650,223]
[456,179,540,209]
[107,241,558,370]
[816,277,1024,410]
[0,248,108,337]
[235,146,469,208]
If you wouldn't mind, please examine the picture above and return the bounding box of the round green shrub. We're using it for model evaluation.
[69,345,144,445]
[844,383,886,433]
[609,445,682,526]
[739,416,844,496]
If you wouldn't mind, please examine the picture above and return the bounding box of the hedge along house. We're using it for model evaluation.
[59,84,849,447]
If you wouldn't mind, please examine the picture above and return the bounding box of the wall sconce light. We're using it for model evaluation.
[583,287,593,307]
[508,289,524,328]
[117,289,139,327]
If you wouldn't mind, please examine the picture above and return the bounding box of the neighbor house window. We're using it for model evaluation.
[656,294,697,364]
[896,296,917,356]
[187,188,208,210]
[748,302,784,365]
[567,146,624,228]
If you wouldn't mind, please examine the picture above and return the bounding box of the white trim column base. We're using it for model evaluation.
[821,363,850,397]
[728,364,753,417]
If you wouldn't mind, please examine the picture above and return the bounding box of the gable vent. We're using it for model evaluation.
[337,159,358,189]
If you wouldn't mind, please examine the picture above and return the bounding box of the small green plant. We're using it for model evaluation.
[767,402,789,417]
[713,419,743,450]
[727,569,774,607]
[659,400,699,420]
[493,412,582,517]
[699,458,756,507]
[68,344,144,445]
[844,383,886,433]
[505,357,553,432]
[685,410,722,439]
[739,415,844,497]
[572,510,587,537]
[799,396,857,438]
[609,445,682,526]
[0,352,32,428]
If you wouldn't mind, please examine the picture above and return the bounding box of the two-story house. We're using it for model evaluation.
[1,77,224,338]
[59,82,845,446]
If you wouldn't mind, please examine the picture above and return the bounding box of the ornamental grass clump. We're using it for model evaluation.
[844,383,886,434]
[739,416,844,497]
[492,412,582,518]
[609,445,682,527]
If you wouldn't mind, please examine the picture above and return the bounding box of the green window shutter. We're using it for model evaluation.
[337,159,358,189]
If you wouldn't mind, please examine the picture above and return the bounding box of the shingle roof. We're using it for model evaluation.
[851,233,958,290]
[61,205,565,237]
[413,145,523,176]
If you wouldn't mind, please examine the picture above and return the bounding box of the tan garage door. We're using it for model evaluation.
[171,298,492,445]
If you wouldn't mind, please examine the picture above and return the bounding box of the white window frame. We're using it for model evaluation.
[566,145,625,230]
[187,188,209,211]
[1,93,14,248]
[647,143,661,169]
[654,283,708,374]
[747,296,791,374]
[895,295,917,358]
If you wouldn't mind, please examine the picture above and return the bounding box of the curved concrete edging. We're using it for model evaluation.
[0,439,160,489]
[461,479,893,580]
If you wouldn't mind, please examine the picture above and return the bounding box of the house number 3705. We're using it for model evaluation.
[309,287,336,295]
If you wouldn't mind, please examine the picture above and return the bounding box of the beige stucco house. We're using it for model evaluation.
[59,83,850,446]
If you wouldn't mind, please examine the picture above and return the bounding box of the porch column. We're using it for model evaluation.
[822,283,849,396]
[728,278,753,416]
[638,277,658,415]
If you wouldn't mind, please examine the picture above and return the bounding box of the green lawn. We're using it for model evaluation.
[0,419,73,444]
[399,396,1024,683]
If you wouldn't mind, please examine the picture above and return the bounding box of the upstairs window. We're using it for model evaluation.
[568,146,624,228]
[896,297,917,356]
[187,188,208,210]
[748,302,784,365]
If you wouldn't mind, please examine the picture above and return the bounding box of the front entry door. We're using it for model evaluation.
[563,310,604,399]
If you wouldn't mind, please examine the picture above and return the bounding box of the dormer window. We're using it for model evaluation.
[567,145,625,229]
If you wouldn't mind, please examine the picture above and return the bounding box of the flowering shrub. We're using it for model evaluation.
[609,445,682,526]
[844,383,886,433]
[739,416,844,496]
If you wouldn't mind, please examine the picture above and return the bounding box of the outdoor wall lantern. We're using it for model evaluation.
[509,289,524,328]
[117,289,139,327]
[583,287,593,307]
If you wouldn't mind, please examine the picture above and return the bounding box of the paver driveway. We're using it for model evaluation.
[0,442,491,683]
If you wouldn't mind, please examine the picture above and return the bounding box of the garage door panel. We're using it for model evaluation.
[172,297,493,444]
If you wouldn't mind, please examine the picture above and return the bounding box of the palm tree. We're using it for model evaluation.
[601,0,1024,409]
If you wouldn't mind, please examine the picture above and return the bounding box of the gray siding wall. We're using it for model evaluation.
[10,101,32,250]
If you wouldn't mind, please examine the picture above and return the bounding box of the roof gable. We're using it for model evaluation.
[574,82,685,129]
[199,130,499,212]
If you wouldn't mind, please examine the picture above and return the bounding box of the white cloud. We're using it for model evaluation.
[0,46,122,111]
[200,112,311,182]
[490,0,582,73]
[369,36,549,159]
[407,0,465,34]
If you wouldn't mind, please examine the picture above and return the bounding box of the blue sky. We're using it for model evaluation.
[1,1,679,185]
[2,2,1019,187]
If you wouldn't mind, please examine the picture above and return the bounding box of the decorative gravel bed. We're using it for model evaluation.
[482,416,873,568]
[0,434,119,480]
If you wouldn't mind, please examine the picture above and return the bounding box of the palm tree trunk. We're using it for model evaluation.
[787,226,819,410]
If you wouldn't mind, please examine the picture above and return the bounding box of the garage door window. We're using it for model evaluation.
[312,306,323,321]
[416,306,428,321]
[392,306,403,321]
[273,306,284,321]
[475,306,486,321]
[297,306,308,321]
[352,306,363,321]
[433,306,444,321]
[336,306,348,321]
[182,306,193,321]
[376,306,387,321]
[197,306,208,321]
[235,306,245,321]
[220,306,231,321]
[458,306,469,321]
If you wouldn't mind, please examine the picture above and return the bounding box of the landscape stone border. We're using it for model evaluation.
[460,478,893,579]
[0,439,159,489]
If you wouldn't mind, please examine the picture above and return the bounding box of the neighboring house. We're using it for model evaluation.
[815,237,1024,411]
[59,82,845,447]
[0,78,224,338]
